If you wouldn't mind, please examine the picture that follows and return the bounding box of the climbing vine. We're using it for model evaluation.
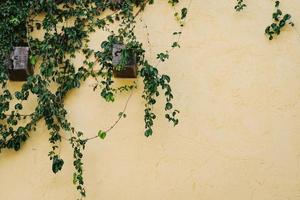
[0,0,188,199]
[0,0,297,199]
[234,0,295,40]
[265,1,294,40]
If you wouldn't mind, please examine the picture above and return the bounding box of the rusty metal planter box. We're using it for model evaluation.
[5,47,33,81]
[112,44,137,78]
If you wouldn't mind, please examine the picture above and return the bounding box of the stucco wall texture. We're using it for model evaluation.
[1,0,300,199]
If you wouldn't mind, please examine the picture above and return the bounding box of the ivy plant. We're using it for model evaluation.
[234,0,295,40]
[0,0,189,199]
[265,1,294,40]
[1,0,297,199]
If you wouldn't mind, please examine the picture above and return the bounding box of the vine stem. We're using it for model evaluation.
[25,9,38,51]
[134,0,151,19]
[84,89,134,142]
[25,20,32,51]
[155,0,193,67]
[4,113,34,117]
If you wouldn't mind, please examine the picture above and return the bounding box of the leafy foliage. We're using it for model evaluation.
[234,0,246,11]
[1,0,296,198]
[265,1,294,40]
[0,0,188,198]
[234,0,295,40]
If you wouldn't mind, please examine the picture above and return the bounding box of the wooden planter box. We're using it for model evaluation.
[5,47,33,81]
[112,44,137,78]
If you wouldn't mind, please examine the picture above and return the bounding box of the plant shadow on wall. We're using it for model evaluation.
[0,0,189,199]
[0,0,297,199]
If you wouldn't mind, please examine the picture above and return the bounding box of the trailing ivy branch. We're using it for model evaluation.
[265,1,294,40]
[85,88,135,141]
[0,0,189,199]
[141,0,192,137]
[234,0,295,40]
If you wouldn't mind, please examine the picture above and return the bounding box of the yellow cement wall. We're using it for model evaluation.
[1,0,300,199]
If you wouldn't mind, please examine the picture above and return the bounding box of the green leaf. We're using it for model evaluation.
[283,14,291,21]
[30,55,37,65]
[15,103,23,110]
[52,156,64,174]
[145,129,153,137]
[98,130,106,140]
[165,102,173,110]
[181,8,188,19]
[73,173,78,184]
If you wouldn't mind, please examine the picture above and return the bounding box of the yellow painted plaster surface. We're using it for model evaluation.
[1,0,300,199]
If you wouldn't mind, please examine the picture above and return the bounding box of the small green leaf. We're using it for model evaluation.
[73,173,77,184]
[98,130,106,139]
[15,103,23,110]
[165,102,173,110]
[30,55,37,65]
[145,129,153,137]
[181,8,188,19]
